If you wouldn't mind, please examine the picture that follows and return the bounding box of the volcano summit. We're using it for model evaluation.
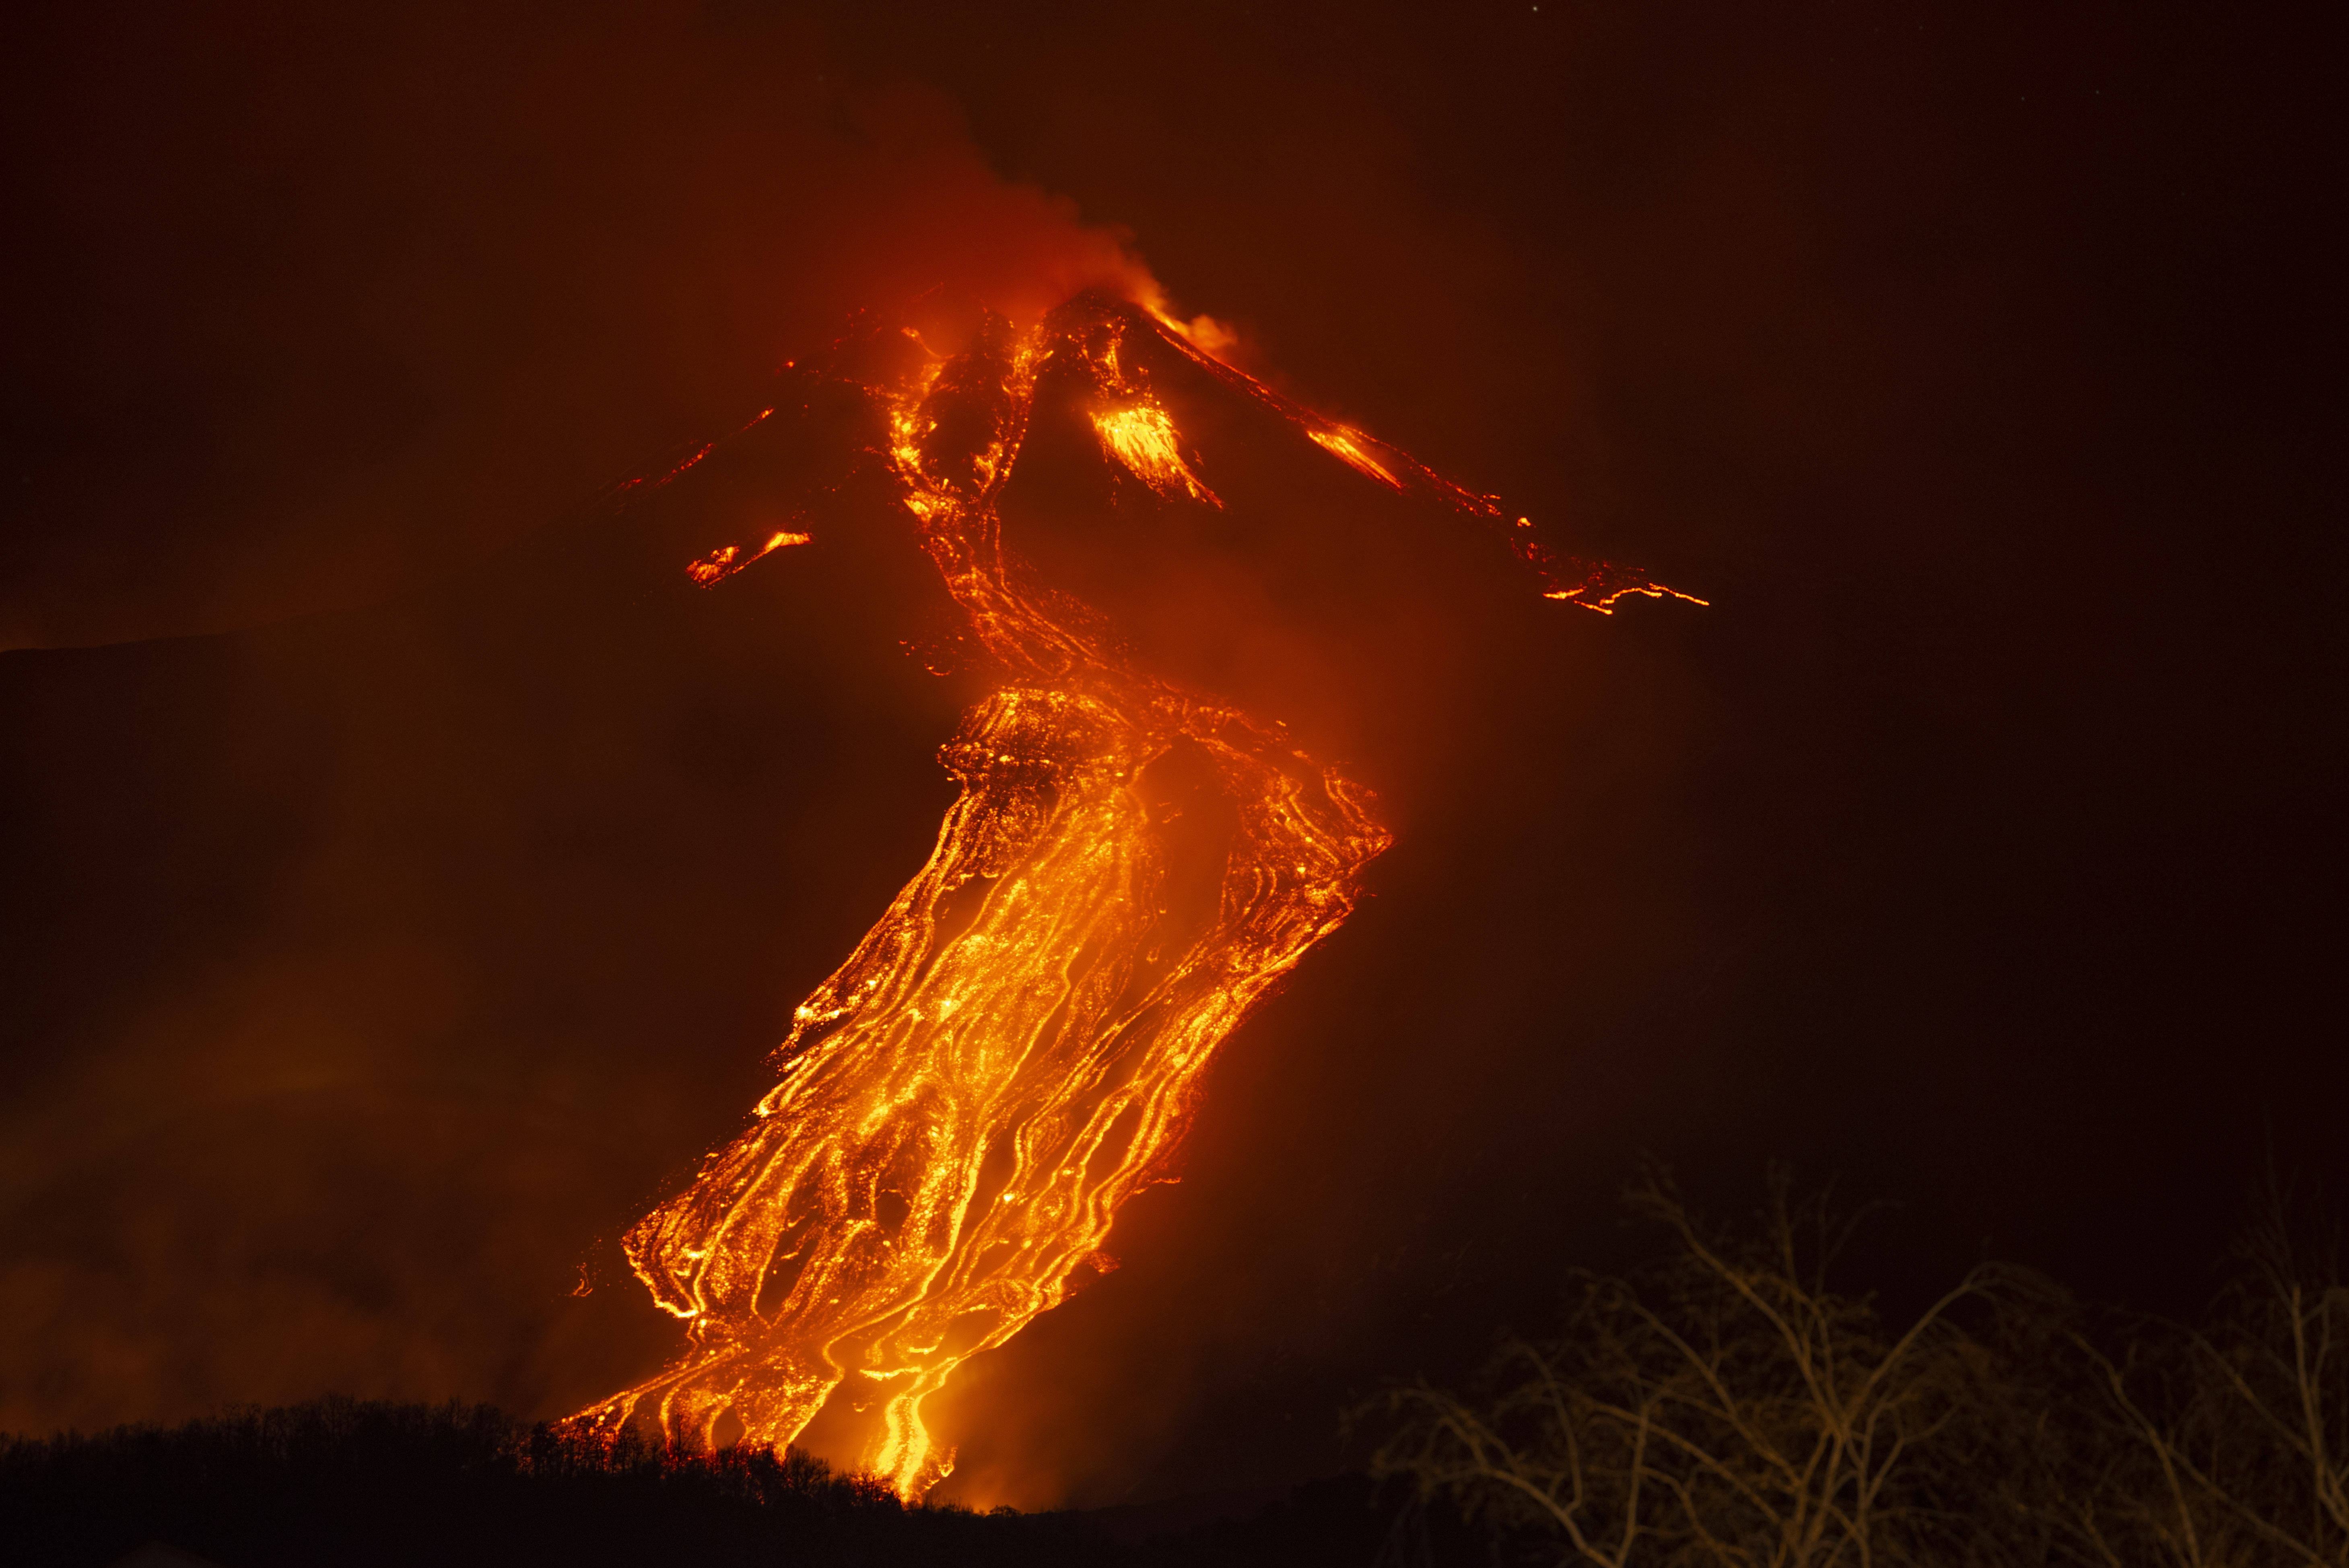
[560,292,1696,1496]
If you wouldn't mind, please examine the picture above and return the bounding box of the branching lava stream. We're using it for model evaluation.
[569,293,1693,1498]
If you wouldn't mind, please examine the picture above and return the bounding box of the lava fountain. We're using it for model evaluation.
[567,291,1697,1498]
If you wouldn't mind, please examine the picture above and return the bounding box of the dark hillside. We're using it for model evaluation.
[0,1398,1481,1568]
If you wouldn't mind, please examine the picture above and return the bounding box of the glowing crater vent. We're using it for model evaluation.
[1092,401,1220,506]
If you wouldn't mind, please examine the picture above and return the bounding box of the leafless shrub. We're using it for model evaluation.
[2015,1182,2349,1568]
[1365,1169,2005,1568]
[1370,1168,2349,1568]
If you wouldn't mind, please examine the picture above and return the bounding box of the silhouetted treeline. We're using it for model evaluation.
[0,1397,1486,1568]
[1369,1170,2347,1568]
[19,1174,2337,1568]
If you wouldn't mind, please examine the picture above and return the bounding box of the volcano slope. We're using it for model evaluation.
[0,291,1697,1502]
[561,293,1686,1493]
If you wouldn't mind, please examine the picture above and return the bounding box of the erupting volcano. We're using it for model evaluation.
[565,291,1695,1498]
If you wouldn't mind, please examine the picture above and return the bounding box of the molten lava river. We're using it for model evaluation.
[568,293,1698,1497]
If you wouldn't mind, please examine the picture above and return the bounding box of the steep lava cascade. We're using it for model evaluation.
[570,293,1695,1497]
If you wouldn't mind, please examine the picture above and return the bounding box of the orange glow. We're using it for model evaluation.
[686,544,739,585]
[1541,583,1713,613]
[1147,306,1241,357]
[686,530,812,588]
[614,410,776,500]
[574,303,1387,1499]
[1091,401,1219,506]
[1133,319,1700,610]
[572,292,1698,1500]
[1539,560,1711,615]
[1308,426,1403,489]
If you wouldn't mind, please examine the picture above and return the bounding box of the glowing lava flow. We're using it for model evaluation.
[571,305,1388,1498]
[1093,401,1219,506]
[1308,426,1401,489]
[687,529,812,587]
[571,296,1695,1499]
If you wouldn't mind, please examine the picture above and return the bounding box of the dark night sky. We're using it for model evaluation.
[2,0,2341,1510]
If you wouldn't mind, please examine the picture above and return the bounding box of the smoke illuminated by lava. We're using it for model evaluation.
[567,292,1694,1498]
